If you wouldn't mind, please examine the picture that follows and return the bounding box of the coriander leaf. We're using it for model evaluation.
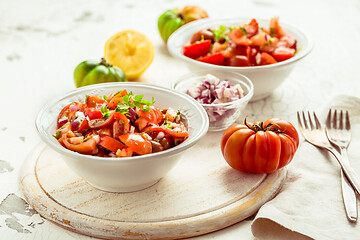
[103,95,108,100]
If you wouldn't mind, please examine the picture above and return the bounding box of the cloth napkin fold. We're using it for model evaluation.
[251,95,360,240]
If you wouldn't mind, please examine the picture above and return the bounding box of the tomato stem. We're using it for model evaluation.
[244,118,284,133]
[100,58,113,68]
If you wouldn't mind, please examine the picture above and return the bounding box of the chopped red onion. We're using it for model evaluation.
[127,108,136,119]
[71,120,80,130]
[184,74,245,125]
[69,104,78,112]
[92,134,100,144]
[156,131,165,140]
[58,118,68,126]
[185,74,244,105]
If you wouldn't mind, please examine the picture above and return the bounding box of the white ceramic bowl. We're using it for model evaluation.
[173,70,253,131]
[167,17,312,101]
[35,82,209,192]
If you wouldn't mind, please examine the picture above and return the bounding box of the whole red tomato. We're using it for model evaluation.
[220,118,299,173]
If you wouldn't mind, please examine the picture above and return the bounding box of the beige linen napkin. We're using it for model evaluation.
[251,95,360,240]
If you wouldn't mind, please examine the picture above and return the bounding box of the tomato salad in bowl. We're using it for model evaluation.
[55,90,189,158]
[36,82,209,192]
[183,17,297,67]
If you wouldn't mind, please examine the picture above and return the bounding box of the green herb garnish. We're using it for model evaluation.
[239,27,247,35]
[114,93,155,115]
[212,25,228,42]
[101,106,111,119]
[270,27,275,36]
[53,131,61,139]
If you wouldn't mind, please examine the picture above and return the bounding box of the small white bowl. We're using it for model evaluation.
[167,17,312,101]
[173,71,253,131]
[35,82,209,192]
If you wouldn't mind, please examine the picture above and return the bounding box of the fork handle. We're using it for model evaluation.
[329,147,360,197]
[340,147,358,222]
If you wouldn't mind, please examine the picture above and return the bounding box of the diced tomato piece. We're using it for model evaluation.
[260,52,278,65]
[85,108,103,120]
[143,125,189,138]
[113,112,130,138]
[62,133,98,155]
[183,40,211,59]
[97,127,112,137]
[116,148,133,157]
[57,102,85,127]
[228,55,251,67]
[86,95,105,108]
[77,119,90,133]
[107,90,128,109]
[245,19,259,38]
[211,42,227,55]
[89,112,115,129]
[135,106,161,131]
[246,46,260,66]
[269,17,286,38]
[99,135,125,153]
[57,103,72,127]
[229,28,252,46]
[277,35,296,49]
[272,47,296,62]
[119,133,152,155]
[198,53,225,65]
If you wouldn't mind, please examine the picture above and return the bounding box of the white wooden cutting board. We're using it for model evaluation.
[20,132,286,239]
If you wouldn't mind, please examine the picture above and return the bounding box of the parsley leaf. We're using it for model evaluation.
[100,106,111,119]
[53,131,61,139]
[239,27,247,35]
[212,25,228,42]
[114,92,155,114]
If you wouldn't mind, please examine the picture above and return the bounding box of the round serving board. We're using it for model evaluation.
[20,133,287,240]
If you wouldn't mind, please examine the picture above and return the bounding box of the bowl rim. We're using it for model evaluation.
[172,71,254,107]
[35,82,209,163]
[167,17,313,70]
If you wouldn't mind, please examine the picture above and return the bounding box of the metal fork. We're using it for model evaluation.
[297,111,360,197]
[326,109,357,222]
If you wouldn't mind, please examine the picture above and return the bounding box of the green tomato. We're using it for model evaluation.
[157,9,184,43]
[74,58,127,88]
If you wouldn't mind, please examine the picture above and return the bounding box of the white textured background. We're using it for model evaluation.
[0,0,359,239]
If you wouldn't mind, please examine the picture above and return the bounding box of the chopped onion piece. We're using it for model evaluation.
[184,74,246,125]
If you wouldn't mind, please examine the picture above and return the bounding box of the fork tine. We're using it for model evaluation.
[302,111,309,129]
[308,112,314,130]
[346,110,351,130]
[333,109,338,129]
[297,111,302,128]
[339,110,344,129]
[326,109,332,129]
[313,112,322,129]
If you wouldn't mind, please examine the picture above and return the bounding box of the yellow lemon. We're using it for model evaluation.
[104,30,154,80]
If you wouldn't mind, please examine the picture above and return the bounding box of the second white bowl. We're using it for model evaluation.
[168,17,312,101]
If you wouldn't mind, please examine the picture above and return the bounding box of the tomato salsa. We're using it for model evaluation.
[183,17,297,67]
[54,90,189,157]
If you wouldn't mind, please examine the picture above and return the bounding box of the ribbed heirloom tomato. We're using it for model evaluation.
[220,118,299,173]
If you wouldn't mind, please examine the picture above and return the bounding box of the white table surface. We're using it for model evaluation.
[0,0,359,239]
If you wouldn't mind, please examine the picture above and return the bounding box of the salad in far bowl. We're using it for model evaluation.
[182,17,297,67]
[168,17,312,101]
